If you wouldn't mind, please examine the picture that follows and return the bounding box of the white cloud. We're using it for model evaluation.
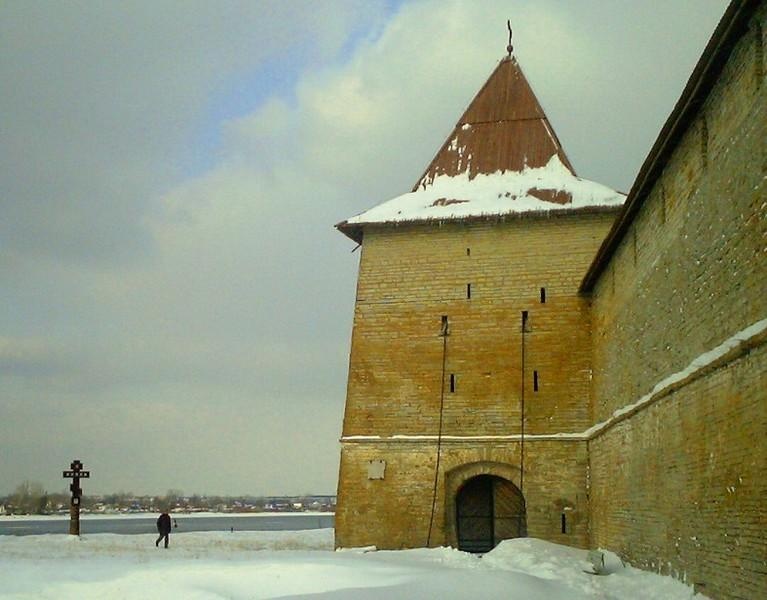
[0,0,729,495]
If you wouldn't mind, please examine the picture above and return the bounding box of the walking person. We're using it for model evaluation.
[155,511,172,548]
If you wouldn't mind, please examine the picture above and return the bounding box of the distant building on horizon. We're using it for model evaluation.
[334,2,765,599]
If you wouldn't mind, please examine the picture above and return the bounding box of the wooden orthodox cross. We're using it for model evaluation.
[62,459,90,535]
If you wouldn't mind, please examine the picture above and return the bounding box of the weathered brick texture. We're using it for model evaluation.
[336,212,617,549]
[589,6,766,599]
[336,440,590,549]
[344,214,615,438]
[589,345,767,600]
[591,15,766,421]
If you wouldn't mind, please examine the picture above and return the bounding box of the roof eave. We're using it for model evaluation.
[338,204,623,240]
[335,221,364,244]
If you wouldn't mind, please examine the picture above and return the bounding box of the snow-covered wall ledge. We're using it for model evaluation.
[340,317,767,445]
[340,433,586,443]
[585,316,767,439]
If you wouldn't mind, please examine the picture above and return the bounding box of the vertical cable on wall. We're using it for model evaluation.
[755,20,763,88]
[427,317,449,547]
[520,311,528,496]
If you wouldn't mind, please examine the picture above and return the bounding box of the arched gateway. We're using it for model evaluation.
[456,475,526,552]
[445,462,526,553]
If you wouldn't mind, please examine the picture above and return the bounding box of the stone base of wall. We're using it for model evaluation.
[335,439,590,550]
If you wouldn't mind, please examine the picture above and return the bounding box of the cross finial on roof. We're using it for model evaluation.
[506,20,513,57]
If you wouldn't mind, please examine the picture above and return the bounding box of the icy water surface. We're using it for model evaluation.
[0,513,334,536]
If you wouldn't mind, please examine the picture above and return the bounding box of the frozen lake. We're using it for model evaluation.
[0,513,334,536]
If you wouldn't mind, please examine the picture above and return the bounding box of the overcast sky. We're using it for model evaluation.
[1,1,729,497]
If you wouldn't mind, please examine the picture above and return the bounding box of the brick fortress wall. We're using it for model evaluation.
[588,7,766,599]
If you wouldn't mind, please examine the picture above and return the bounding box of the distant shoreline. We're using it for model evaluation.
[0,511,334,522]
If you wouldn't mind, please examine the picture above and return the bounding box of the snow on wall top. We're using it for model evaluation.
[341,155,625,228]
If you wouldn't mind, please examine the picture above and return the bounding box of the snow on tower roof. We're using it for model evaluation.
[342,155,623,227]
[337,55,625,243]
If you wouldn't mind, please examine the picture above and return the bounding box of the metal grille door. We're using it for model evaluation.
[456,475,525,553]
[492,477,526,544]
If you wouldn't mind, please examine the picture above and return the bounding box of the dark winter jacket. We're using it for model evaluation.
[157,512,172,534]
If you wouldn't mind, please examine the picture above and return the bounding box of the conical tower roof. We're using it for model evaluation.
[414,55,575,189]
[337,54,624,243]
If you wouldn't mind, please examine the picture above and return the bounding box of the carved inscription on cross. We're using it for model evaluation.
[62,459,90,535]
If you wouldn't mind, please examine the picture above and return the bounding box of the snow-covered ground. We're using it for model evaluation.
[0,529,708,599]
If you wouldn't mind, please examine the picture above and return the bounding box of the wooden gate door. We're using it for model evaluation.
[456,475,526,553]
[456,475,494,552]
[492,477,526,545]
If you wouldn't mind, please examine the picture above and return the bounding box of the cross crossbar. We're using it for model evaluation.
[63,471,90,478]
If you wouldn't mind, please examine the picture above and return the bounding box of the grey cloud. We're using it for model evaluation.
[0,0,730,496]
[0,1,382,264]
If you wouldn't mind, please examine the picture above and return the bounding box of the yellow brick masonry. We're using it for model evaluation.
[588,6,767,599]
[337,440,589,549]
[589,344,766,600]
[336,211,618,549]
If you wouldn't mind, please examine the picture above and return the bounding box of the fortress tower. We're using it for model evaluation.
[334,3,766,595]
[334,52,625,551]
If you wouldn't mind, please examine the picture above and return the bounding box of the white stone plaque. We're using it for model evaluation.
[367,459,386,480]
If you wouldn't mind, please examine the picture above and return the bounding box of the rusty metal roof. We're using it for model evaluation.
[412,56,575,190]
[336,53,626,244]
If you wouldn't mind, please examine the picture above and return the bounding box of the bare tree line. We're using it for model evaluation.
[2,481,335,515]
